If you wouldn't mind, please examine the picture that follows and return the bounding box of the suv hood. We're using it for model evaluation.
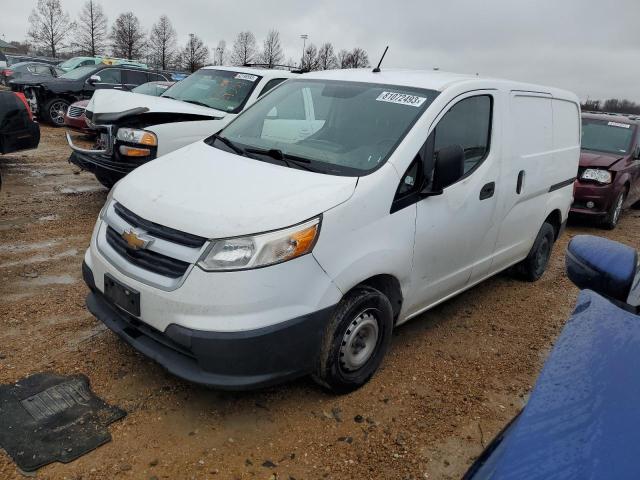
[112,141,357,238]
[87,89,225,119]
[580,150,624,168]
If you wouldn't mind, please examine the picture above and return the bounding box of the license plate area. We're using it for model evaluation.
[104,274,140,317]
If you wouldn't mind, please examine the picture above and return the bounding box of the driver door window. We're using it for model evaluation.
[96,68,122,85]
[434,95,492,175]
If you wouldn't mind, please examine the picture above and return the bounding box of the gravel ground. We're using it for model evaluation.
[0,125,638,480]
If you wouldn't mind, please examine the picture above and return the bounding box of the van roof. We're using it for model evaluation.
[298,68,578,101]
[202,65,298,78]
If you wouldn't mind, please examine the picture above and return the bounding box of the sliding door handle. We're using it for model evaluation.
[517,170,526,194]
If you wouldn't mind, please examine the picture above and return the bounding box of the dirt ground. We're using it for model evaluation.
[0,125,638,480]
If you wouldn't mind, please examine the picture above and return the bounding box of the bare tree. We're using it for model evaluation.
[301,43,319,71]
[111,12,146,60]
[337,49,350,68]
[230,31,257,66]
[149,15,176,69]
[182,33,209,72]
[259,29,283,68]
[317,42,337,70]
[348,47,370,68]
[28,0,73,58]
[74,0,108,56]
[214,40,226,66]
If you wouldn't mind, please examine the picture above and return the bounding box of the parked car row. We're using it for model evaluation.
[10,64,171,125]
[1,61,65,86]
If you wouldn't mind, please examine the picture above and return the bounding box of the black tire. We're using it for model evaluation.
[43,98,70,126]
[602,191,625,230]
[95,173,116,189]
[513,222,555,282]
[313,286,394,394]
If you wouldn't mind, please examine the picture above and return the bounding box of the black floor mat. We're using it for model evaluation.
[0,372,126,472]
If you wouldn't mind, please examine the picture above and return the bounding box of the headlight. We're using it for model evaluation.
[581,168,612,184]
[98,188,116,219]
[198,217,321,271]
[116,128,157,146]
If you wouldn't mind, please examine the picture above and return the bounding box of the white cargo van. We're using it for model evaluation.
[83,69,580,392]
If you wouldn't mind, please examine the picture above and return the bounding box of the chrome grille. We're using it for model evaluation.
[67,105,86,118]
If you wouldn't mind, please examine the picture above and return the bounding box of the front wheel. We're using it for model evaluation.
[44,98,70,126]
[313,286,394,394]
[513,222,555,282]
[602,191,625,230]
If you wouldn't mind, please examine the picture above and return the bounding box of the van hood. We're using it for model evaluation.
[112,141,357,238]
[87,89,226,120]
[579,150,624,168]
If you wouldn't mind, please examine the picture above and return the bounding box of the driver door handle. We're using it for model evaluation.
[479,182,495,200]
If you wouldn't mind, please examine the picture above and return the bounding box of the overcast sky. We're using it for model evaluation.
[2,0,639,101]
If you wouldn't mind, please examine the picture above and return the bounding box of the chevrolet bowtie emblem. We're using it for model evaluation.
[121,228,153,250]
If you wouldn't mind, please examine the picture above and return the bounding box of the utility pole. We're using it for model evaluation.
[300,34,308,68]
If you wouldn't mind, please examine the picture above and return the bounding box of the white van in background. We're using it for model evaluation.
[82,69,580,393]
[66,66,298,187]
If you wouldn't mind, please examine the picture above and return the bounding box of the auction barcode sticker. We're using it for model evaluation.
[235,73,258,81]
[376,91,426,107]
[608,121,631,129]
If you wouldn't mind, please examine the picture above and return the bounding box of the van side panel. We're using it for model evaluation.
[491,94,554,269]
[546,98,581,221]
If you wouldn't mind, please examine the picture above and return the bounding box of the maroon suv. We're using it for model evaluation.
[571,113,640,229]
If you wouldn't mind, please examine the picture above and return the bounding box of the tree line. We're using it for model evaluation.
[23,0,370,72]
[581,98,640,116]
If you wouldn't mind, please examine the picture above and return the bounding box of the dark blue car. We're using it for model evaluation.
[465,235,640,479]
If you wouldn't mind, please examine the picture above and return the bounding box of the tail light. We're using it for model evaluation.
[14,92,34,121]
[1,69,13,77]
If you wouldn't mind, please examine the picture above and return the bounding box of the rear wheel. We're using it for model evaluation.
[313,286,393,394]
[44,98,69,126]
[513,222,555,282]
[602,191,625,230]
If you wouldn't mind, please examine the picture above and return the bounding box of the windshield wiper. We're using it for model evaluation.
[244,147,318,172]
[212,134,246,156]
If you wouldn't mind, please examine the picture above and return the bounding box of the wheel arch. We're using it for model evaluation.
[544,209,563,240]
[348,274,404,320]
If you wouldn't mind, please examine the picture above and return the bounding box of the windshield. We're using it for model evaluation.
[58,58,80,69]
[161,69,261,113]
[215,79,437,176]
[582,118,635,155]
[60,65,98,80]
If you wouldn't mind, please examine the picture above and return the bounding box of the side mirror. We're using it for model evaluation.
[88,74,101,85]
[566,235,637,302]
[431,145,465,192]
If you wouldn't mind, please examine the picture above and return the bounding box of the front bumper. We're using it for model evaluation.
[570,180,617,217]
[83,261,336,390]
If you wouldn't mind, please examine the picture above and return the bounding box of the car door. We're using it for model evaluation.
[0,92,40,154]
[122,69,149,91]
[407,92,501,314]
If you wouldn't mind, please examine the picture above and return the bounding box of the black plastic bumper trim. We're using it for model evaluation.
[82,261,335,390]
